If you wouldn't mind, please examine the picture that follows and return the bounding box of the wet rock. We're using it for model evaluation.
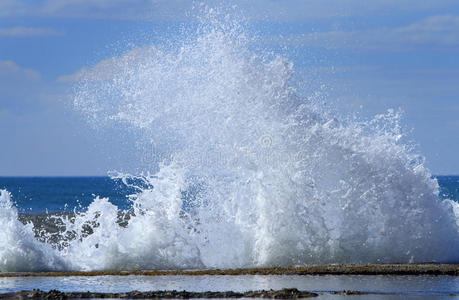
[2,264,458,277]
[331,290,368,295]
[0,288,318,299]
[244,288,318,298]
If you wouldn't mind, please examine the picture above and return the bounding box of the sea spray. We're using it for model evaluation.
[0,190,68,271]
[0,7,458,272]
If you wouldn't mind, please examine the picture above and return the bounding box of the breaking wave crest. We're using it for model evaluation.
[1,7,458,271]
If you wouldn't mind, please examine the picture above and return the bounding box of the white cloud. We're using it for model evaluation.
[0,61,44,113]
[395,15,459,47]
[0,0,458,21]
[0,0,26,16]
[0,26,64,37]
[0,61,41,80]
[0,60,73,118]
[241,0,459,21]
[57,46,156,82]
[265,15,459,51]
[57,57,120,82]
[0,0,192,20]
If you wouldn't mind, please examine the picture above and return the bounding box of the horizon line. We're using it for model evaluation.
[1,174,458,178]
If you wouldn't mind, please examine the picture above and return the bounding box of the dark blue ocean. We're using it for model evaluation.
[0,175,458,214]
[0,177,136,213]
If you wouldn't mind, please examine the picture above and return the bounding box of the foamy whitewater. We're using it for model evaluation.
[1,7,459,272]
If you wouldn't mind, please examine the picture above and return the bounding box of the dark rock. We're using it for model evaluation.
[0,289,318,299]
[331,290,368,295]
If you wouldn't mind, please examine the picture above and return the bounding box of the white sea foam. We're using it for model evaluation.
[0,190,67,271]
[0,7,458,271]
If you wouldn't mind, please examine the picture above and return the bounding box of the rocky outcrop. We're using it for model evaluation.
[0,288,318,299]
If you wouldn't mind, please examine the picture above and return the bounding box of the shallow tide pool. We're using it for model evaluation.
[1,274,459,298]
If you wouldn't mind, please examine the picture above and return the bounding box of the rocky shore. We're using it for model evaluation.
[3,288,457,299]
[1,263,458,277]
[0,288,319,299]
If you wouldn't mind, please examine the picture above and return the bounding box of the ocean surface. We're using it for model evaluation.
[0,177,135,213]
[1,176,458,214]
[1,274,459,298]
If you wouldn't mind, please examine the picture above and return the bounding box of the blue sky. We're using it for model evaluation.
[0,0,458,176]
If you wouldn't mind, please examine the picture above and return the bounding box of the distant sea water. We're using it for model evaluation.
[437,175,459,202]
[0,176,458,214]
[0,177,135,213]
